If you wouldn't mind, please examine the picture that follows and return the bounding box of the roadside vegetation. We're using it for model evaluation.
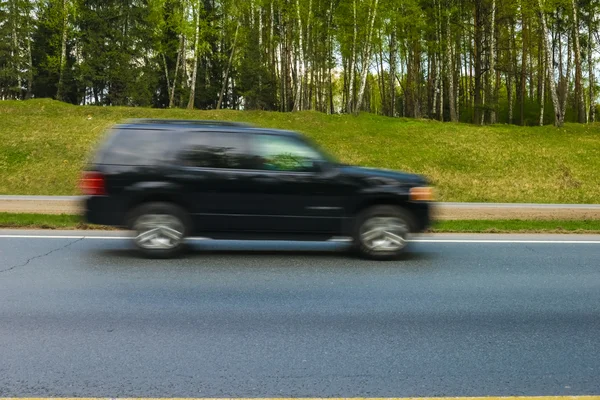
[2,99,600,203]
[2,212,600,234]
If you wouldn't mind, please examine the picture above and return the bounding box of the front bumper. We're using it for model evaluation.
[408,201,432,232]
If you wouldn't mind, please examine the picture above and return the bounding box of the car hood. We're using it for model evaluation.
[338,165,428,185]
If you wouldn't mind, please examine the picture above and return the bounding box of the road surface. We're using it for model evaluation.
[1,231,600,397]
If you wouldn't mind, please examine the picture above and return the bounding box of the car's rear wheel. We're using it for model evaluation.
[129,202,190,258]
[353,205,413,260]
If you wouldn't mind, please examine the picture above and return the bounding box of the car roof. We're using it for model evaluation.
[115,119,301,138]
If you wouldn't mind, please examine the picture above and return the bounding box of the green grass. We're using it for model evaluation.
[1,212,600,233]
[2,99,600,203]
[0,213,107,229]
[436,219,600,233]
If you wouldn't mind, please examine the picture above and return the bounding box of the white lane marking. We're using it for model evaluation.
[0,235,128,240]
[412,239,600,244]
[1,235,600,244]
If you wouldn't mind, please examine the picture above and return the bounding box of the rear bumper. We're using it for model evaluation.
[83,196,126,227]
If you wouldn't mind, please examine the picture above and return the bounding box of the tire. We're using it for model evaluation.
[128,202,191,259]
[352,205,414,261]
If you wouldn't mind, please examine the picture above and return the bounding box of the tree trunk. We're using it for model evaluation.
[473,0,483,124]
[437,0,443,121]
[56,0,69,101]
[169,33,184,108]
[570,0,586,123]
[588,6,595,123]
[26,18,33,100]
[217,23,240,110]
[389,24,397,117]
[11,0,21,99]
[488,0,496,124]
[538,0,563,127]
[446,1,456,122]
[187,2,201,110]
[293,0,305,111]
[355,0,379,113]
[539,41,545,126]
[561,34,571,124]
[520,10,527,126]
[508,21,515,124]
[347,0,357,113]
[328,0,335,114]
[162,52,171,100]
[378,32,387,115]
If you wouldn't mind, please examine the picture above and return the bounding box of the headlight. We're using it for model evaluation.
[409,186,434,201]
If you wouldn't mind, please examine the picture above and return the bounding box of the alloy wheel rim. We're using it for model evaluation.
[134,214,184,250]
[360,216,408,252]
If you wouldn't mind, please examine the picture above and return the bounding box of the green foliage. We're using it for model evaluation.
[0,0,597,125]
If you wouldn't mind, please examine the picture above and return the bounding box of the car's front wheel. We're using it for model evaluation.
[353,205,413,260]
[129,202,190,258]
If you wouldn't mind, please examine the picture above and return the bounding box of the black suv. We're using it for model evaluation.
[82,119,433,259]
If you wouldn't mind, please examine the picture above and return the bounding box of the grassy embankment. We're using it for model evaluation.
[1,99,600,232]
[2,99,600,203]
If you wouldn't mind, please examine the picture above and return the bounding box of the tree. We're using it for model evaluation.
[538,0,563,126]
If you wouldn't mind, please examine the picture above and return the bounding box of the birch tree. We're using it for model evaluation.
[187,0,201,109]
[538,0,563,127]
[355,0,379,113]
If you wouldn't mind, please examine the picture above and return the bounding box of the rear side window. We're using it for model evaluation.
[96,128,174,166]
[177,131,253,169]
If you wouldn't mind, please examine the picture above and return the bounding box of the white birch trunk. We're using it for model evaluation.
[11,0,21,98]
[187,1,201,109]
[347,0,357,113]
[539,44,545,125]
[162,52,171,97]
[305,0,312,107]
[217,23,240,110]
[561,35,571,125]
[355,0,379,113]
[446,3,456,122]
[508,23,514,123]
[538,0,563,127]
[293,0,305,111]
[169,33,184,108]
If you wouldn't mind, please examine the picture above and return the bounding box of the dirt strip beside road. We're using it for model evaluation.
[1,197,600,220]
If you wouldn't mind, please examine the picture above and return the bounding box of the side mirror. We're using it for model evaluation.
[315,160,338,177]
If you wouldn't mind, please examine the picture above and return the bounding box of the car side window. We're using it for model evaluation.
[178,131,252,169]
[100,129,172,165]
[252,135,324,172]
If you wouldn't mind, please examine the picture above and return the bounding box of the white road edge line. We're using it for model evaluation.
[1,235,600,244]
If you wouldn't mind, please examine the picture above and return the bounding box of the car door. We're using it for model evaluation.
[242,133,351,235]
[171,130,257,233]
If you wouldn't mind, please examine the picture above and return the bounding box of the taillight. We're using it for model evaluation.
[80,171,106,195]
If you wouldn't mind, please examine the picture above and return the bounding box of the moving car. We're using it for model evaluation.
[81,119,433,259]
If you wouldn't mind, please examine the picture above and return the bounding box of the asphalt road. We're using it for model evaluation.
[1,231,600,397]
